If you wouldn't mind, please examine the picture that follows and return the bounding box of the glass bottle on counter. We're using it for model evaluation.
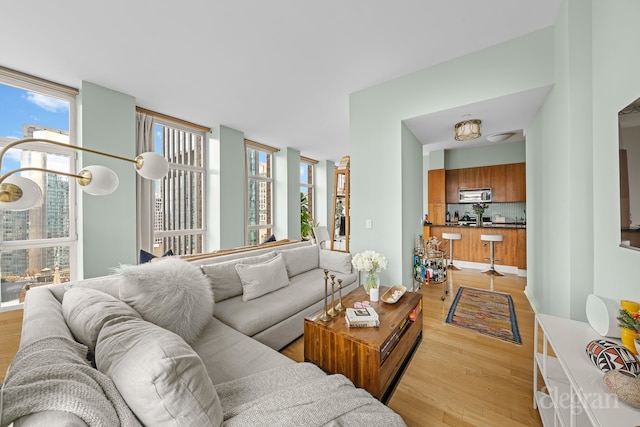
[454,211,459,222]
[446,211,451,222]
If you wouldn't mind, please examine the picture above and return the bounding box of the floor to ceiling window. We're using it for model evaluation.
[0,69,78,309]
[245,140,276,245]
[151,119,206,256]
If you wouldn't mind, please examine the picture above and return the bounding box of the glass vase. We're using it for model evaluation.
[362,269,380,295]
[476,214,483,227]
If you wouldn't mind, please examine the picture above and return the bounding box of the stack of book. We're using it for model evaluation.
[345,306,380,328]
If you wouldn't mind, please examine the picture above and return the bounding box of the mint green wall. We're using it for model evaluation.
[209,125,245,250]
[526,0,603,320]
[592,0,640,301]
[79,82,136,278]
[350,28,554,287]
[274,148,301,240]
[445,140,526,170]
[315,160,335,228]
[402,124,424,284]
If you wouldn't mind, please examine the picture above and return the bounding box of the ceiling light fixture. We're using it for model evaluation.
[454,118,482,141]
[0,138,169,211]
[486,132,515,143]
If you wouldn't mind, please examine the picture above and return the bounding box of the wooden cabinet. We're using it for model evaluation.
[504,163,526,202]
[446,163,526,203]
[429,225,524,268]
[445,169,459,203]
[427,169,446,225]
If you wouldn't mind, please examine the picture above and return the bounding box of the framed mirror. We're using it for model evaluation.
[619,97,640,250]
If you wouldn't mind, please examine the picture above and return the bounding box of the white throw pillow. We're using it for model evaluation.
[235,253,290,301]
[200,251,276,302]
[319,249,353,274]
[62,287,141,354]
[117,256,213,344]
[277,245,320,277]
[96,317,223,426]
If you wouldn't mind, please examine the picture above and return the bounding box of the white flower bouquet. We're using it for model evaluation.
[352,250,388,293]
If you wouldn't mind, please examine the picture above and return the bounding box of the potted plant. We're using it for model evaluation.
[617,305,640,354]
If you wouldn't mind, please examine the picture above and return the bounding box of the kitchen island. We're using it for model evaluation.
[424,224,526,275]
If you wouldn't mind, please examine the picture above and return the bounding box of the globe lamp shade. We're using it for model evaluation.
[78,165,119,196]
[0,176,43,210]
[135,152,169,180]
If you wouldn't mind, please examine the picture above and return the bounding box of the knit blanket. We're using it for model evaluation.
[0,336,141,427]
[216,363,406,427]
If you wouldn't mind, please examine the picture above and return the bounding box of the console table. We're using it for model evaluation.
[304,286,422,403]
[534,313,639,426]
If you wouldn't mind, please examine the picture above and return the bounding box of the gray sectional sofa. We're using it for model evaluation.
[0,241,405,426]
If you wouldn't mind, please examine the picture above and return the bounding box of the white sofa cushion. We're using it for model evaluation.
[117,256,213,344]
[200,251,276,302]
[235,253,290,301]
[277,244,319,277]
[62,287,141,353]
[319,249,352,275]
[96,317,222,426]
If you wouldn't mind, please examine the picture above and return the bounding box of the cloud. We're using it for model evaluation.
[24,92,69,113]
[2,148,22,164]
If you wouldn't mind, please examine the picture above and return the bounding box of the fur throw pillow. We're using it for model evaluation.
[117,257,214,344]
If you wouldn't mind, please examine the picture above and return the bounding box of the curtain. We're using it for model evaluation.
[136,112,155,254]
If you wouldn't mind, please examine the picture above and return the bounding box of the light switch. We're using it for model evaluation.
[366,219,372,229]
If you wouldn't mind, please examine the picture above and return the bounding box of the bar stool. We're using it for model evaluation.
[442,232,462,270]
[480,234,503,276]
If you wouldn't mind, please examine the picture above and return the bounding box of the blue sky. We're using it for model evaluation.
[0,82,70,173]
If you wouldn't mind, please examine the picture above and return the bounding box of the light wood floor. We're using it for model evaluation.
[0,269,543,426]
[0,308,23,383]
[281,268,543,427]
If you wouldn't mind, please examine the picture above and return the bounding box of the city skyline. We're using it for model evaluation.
[0,83,70,174]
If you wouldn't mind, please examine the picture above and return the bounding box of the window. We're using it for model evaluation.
[151,120,205,256]
[246,140,275,245]
[0,73,78,309]
[300,157,316,239]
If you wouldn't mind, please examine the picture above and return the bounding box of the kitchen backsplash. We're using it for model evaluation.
[445,202,526,223]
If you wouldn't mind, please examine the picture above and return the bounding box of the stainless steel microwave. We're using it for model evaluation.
[459,188,492,203]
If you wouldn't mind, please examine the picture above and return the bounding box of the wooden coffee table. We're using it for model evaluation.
[304,286,422,403]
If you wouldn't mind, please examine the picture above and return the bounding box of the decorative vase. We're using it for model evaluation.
[362,269,380,295]
[621,328,639,355]
[476,215,483,227]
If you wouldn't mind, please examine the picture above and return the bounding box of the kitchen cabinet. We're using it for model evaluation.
[427,169,446,225]
[445,169,458,204]
[446,163,526,203]
[504,163,526,202]
[429,225,524,268]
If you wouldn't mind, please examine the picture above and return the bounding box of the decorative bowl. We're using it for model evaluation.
[381,286,407,304]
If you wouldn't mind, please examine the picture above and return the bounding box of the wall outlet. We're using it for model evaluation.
[366,219,372,229]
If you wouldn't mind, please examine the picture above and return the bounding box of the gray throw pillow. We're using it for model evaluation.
[235,253,290,301]
[117,256,213,344]
[96,317,223,426]
[200,251,276,302]
[277,244,320,277]
[319,249,353,274]
[62,287,141,354]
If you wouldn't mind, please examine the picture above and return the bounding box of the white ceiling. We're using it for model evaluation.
[1,1,562,162]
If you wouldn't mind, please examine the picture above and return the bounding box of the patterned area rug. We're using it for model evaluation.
[445,286,522,344]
